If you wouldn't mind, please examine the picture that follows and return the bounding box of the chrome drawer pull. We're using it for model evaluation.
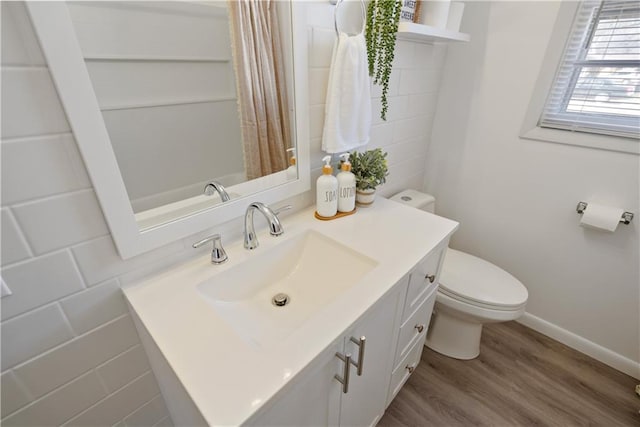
[335,352,352,394]
[406,363,417,374]
[349,336,366,376]
[415,324,425,333]
[425,274,435,283]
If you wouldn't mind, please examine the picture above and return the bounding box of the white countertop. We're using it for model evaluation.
[123,197,458,426]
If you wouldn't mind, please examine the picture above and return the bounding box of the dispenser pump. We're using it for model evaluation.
[322,155,333,175]
[339,153,351,172]
[286,148,296,166]
[336,152,356,213]
[316,155,338,217]
[286,148,297,180]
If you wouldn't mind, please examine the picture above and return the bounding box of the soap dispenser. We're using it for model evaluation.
[316,155,338,218]
[337,153,356,213]
[286,148,297,180]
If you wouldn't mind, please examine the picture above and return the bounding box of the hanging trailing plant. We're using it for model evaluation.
[365,0,402,121]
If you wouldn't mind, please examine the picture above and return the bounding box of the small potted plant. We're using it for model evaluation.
[349,148,389,206]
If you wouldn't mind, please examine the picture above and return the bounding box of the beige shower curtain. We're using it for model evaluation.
[228,0,291,180]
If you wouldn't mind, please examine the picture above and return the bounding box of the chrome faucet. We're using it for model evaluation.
[203,181,230,202]
[244,202,291,250]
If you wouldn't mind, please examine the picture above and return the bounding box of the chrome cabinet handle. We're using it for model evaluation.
[192,234,228,264]
[406,363,416,374]
[335,352,352,394]
[415,324,425,333]
[425,274,436,283]
[349,336,366,376]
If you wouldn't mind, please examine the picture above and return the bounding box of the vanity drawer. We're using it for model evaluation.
[387,337,425,407]
[394,284,437,365]
[402,247,444,322]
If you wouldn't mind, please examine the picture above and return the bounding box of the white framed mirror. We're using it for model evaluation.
[26,0,310,259]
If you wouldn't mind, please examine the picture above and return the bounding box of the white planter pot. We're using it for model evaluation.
[356,188,376,206]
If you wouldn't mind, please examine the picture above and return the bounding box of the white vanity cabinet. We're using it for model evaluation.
[123,200,459,426]
[249,242,449,426]
[387,245,446,405]
[248,284,402,426]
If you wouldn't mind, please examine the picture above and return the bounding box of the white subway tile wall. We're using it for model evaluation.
[0,3,46,66]
[153,415,174,427]
[0,1,446,425]
[1,251,86,321]
[0,209,32,266]
[2,372,107,426]
[13,315,140,399]
[59,279,128,335]
[123,396,169,427]
[306,1,446,199]
[70,236,185,287]
[1,68,71,138]
[1,135,91,206]
[63,372,160,427]
[1,305,74,371]
[0,371,31,418]
[95,346,151,393]
[12,190,109,255]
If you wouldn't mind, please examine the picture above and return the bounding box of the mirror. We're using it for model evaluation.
[27,1,310,258]
[66,1,297,229]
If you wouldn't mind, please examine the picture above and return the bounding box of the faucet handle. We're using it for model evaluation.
[274,205,292,216]
[192,234,228,264]
[269,205,292,238]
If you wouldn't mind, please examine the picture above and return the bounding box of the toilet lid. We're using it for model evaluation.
[439,249,528,309]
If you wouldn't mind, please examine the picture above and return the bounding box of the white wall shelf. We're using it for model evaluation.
[396,22,470,43]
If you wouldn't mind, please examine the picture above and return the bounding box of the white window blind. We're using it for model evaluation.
[540,0,640,139]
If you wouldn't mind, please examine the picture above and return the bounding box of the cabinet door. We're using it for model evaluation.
[339,288,400,427]
[248,340,343,427]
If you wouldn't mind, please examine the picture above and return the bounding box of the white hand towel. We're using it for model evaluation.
[322,32,372,154]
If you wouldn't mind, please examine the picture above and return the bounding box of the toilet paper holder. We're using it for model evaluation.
[576,202,634,225]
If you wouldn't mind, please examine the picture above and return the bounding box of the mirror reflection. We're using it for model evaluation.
[67,1,296,226]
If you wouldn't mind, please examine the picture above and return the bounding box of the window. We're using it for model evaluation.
[540,0,640,139]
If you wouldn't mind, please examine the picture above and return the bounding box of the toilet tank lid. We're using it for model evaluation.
[390,190,435,209]
[440,249,529,309]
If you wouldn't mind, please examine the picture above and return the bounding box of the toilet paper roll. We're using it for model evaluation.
[579,203,624,232]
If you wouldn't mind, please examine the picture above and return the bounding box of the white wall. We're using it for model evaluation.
[425,1,639,376]
[307,1,446,195]
[1,1,446,424]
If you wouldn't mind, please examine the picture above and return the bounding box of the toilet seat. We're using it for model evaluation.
[439,249,528,311]
[439,287,526,312]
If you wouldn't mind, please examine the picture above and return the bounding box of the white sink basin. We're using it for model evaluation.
[197,230,378,346]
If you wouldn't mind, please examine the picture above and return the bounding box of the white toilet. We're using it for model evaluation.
[390,190,528,360]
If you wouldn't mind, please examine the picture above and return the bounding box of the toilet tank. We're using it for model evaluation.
[390,190,435,213]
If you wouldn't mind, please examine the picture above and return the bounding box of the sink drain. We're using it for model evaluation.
[272,293,290,307]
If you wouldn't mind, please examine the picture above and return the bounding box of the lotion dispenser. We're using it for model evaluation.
[316,155,338,218]
[286,148,297,180]
[337,153,356,213]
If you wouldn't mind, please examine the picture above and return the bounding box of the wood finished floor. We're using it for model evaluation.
[379,321,639,426]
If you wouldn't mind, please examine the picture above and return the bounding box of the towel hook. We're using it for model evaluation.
[333,0,366,36]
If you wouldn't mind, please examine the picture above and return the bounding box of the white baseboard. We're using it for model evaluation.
[517,312,640,380]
